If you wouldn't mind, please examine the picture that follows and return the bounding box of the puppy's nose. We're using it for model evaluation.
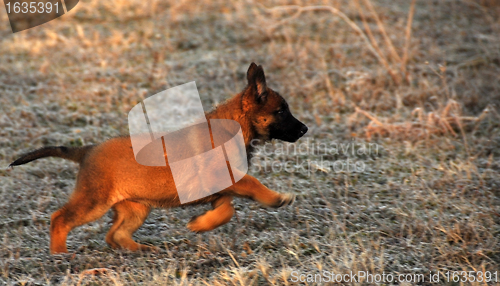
[300,125,308,135]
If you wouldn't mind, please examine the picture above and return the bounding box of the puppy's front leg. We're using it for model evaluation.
[226,174,295,208]
[187,195,234,232]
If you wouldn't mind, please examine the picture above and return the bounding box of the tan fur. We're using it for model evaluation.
[11,63,307,254]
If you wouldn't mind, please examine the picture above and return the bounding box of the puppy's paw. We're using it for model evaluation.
[138,244,160,252]
[187,215,209,233]
[274,193,295,208]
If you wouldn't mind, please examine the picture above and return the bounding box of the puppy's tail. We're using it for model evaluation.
[9,145,95,167]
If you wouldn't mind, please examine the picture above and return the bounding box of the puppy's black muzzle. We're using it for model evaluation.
[299,124,308,137]
[279,116,308,142]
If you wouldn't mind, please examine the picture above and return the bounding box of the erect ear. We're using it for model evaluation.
[246,62,267,102]
[246,62,259,84]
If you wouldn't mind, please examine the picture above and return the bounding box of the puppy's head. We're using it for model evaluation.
[242,63,308,143]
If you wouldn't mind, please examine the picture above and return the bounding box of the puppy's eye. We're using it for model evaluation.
[277,109,284,114]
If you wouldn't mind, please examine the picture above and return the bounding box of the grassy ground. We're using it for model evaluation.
[1,0,500,284]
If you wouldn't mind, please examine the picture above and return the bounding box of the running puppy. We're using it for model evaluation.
[10,63,308,254]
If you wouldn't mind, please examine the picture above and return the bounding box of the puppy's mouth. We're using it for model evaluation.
[291,124,308,142]
[276,125,308,142]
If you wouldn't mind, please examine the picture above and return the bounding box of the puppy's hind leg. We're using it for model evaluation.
[105,200,154,251]
[50,194,112,254]
[187,196,234,233]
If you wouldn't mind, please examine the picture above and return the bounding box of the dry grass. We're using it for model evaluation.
[1,0,499,285]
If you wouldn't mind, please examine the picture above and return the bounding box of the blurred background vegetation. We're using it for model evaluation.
[0,0,499,284]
